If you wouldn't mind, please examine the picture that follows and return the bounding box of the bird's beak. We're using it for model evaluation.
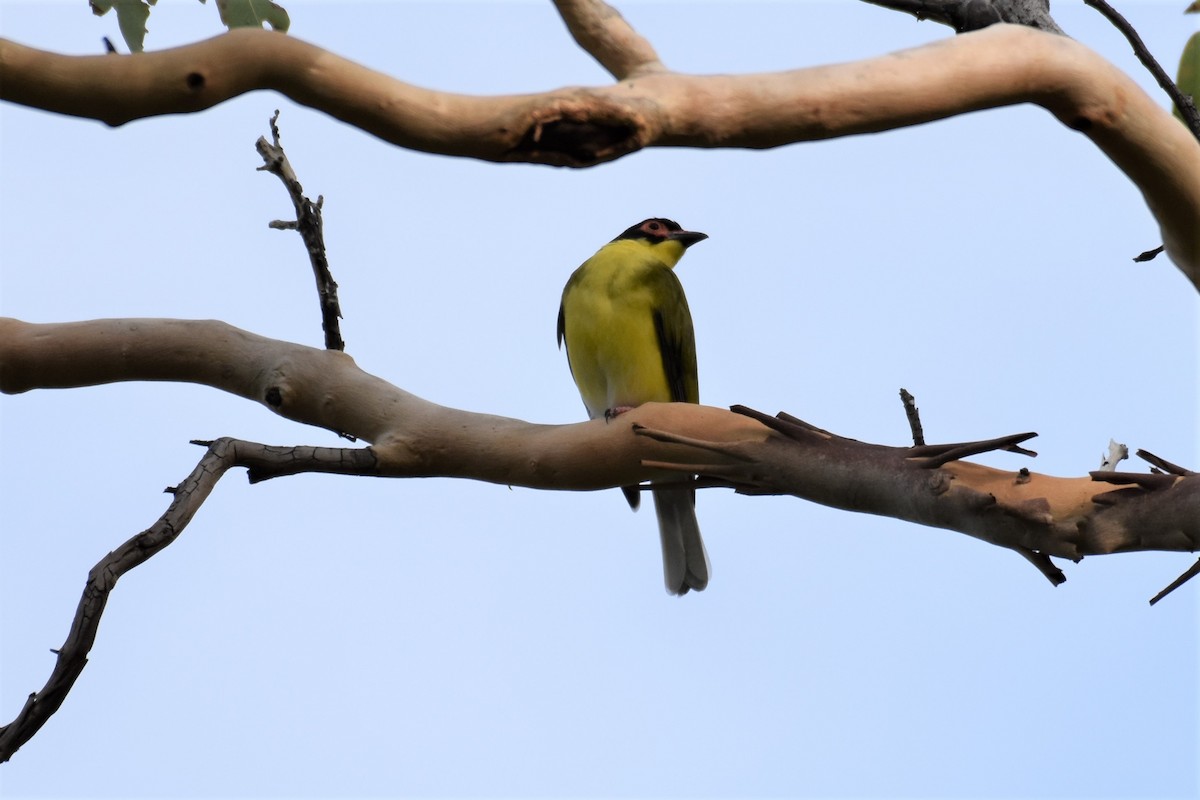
[669,230,708,249]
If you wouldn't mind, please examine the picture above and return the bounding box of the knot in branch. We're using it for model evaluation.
[509,99,648,166]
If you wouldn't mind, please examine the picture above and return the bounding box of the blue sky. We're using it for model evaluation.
[1,1,1197,797]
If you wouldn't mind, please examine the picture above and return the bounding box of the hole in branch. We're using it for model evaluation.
[514,118,639,165]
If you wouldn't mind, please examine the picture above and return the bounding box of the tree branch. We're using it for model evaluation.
[1,22,1196,285]
[1081,0,1200,139]
[1136,448,1196,477]
[2,316,1194,567]
[2,316,1196,755]
[719,405,1199,563]
[864,0,1199,137]
[0,436,390,763]
[0,317,766,491]
[1133,244,1166,263]
[1149,557,1200,606]
[899,388,926,446]
[859,0,1064,34]
[552,0,663,79]
[0,438,237,762]
[255,110,345,351]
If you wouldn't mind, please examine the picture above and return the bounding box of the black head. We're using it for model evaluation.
[613,218,708,248]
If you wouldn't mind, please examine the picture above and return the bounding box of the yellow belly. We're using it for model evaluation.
[563,287,672,418]
[560,238,696,420]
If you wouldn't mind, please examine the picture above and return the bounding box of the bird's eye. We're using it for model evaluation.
[647,221,661,231]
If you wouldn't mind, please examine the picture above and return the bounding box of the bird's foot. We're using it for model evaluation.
[604,406,635,422]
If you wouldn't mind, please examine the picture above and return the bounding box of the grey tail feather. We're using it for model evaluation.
[652,484,708,595]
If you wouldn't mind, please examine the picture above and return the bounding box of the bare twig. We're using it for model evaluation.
[0,440,236,762]
[899,388,926,446]
[1149,557,1200,605]
[895,389,1039,457]
[1133,245,1165,262]
[1015,546,1067,586]
[913,432,1038,469]
[1137,449,1195,477]
[1079,0,1197,267]
[1082,0,1200,139]
[255,111,345,352]
[0,438,381,762]
[1089,470,1178,492]
[1090,451,1194,491]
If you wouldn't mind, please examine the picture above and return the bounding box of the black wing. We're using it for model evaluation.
[650,270,699,404]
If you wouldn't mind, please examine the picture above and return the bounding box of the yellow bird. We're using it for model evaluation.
[557,218,709,595]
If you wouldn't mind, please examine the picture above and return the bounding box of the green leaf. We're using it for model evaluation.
[1176,32,1200,121]
[90,0,158,53]
[215,0,291,33]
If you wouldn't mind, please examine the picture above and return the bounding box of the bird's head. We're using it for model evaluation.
[613,218,707,267]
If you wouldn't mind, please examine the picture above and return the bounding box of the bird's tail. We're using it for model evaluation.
[652,483,709,595]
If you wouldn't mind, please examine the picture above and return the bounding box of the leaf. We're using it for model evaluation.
[1186,2,1200,14]
[90,0,158,53]
[1176,32,1200,121]
[215,0,291,33]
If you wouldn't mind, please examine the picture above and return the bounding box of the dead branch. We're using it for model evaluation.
[1134,245,1167,262]
[1150,557,1200,605]
[0,437,382,763]
[0,438,237,762]
[0,15,1196,284]
[255,110,344,351]
[1137,449,1196,477]
[899,388,926,446]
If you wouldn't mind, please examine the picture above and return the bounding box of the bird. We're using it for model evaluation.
[557,218,709,595]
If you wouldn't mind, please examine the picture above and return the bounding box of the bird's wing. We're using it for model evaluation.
[558,289,585,398]
[556,298,567,350]
[650,270,699,404]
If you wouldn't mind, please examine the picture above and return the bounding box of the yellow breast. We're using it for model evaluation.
[559,239,692,419]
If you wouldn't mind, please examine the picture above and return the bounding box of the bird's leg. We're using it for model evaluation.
[604,405,636,422]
